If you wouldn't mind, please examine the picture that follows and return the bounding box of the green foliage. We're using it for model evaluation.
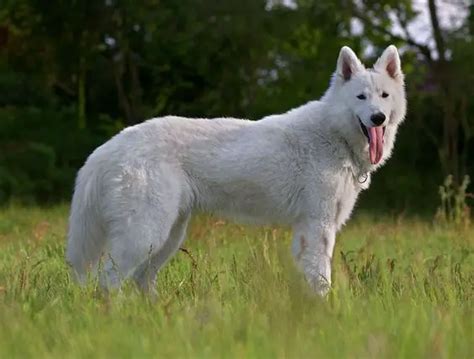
[0,107,104,204]
[0,207,472,357]
[436,175,472,228]
[0,1,472,210]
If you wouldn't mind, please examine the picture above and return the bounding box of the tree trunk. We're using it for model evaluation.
[428,0,461,183]
[77,55,86,129]
[113,56,135,125]
[128,52,143,123]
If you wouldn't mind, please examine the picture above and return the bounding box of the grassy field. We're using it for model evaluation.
[0,205,472,358]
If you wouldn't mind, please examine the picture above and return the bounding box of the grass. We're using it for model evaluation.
[0,205,472,358]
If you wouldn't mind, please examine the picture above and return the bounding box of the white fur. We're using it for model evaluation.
[67,46,406,295]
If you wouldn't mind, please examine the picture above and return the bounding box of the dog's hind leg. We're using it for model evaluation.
[99,203,181,291]
[132,210,192,294]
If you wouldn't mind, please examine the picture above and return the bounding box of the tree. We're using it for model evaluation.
[349,0,474,184]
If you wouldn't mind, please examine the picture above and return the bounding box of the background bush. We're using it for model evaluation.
[0,0,472,212]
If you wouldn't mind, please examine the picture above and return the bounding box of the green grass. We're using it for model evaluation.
[0,205,472,358]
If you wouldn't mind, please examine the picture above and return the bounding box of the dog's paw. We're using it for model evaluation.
[308,275,331,297]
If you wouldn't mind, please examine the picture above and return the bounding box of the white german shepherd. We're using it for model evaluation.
[67,45,406,295]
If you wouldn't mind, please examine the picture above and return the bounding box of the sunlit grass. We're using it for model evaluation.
[0,206,472,358]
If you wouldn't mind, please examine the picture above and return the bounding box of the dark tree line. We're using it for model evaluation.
[0,0,472,212]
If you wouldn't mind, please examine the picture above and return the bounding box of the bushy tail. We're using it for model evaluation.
[66,162,106,284]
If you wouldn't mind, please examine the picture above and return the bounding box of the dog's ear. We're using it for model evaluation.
[337,46,363,81]
[374,45,403,81]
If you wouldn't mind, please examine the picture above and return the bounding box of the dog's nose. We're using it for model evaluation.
[371,112,386,126]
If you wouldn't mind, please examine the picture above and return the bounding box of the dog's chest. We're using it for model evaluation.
[334,168,366,230]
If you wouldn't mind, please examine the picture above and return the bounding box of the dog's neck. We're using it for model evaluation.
[338,135,372,182]
[275,100,384,180]
[317,106,372,173]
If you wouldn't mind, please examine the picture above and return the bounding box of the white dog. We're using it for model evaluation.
[67,45,406,295]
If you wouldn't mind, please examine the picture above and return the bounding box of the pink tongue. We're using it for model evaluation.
[368,127,384,164]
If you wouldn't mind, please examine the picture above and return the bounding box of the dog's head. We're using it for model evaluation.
[328,45,407,166]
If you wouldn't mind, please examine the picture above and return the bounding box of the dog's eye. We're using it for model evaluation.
[382,92,389,98]
[356,94,366,100]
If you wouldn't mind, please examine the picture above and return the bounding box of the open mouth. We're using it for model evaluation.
[358,117,386,165]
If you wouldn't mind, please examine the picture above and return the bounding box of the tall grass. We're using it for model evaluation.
[0,206,472,358]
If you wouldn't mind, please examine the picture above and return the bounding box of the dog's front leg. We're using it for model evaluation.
[292,219,336,296]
